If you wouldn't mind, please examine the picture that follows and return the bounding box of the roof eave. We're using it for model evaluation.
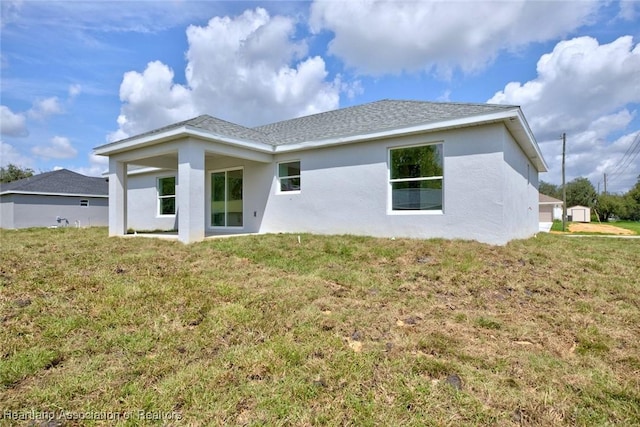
[0,191,108,197]
[275,109,549,172]
[507,109,549,172]
[93,108,547,173]
[93,126,274,156]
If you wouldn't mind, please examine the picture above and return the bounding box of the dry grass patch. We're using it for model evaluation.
[568,223,635,235]
[0,227,639,425]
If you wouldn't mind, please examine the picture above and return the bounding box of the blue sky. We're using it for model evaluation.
[1,0,639,193]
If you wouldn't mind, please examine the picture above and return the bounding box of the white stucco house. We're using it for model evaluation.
[539,194,563,222]
[0,169,109,229]
[94,100,547,245]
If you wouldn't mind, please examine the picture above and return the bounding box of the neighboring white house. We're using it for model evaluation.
[0,169,109,229]
[539,194,563,222]
[93,100,547,245]
[568,205,591,223]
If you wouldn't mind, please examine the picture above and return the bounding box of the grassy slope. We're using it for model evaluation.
[1,228,639,426]
[610,221,640,234]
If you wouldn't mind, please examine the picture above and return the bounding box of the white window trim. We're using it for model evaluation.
[387,142,444,216]
[208,167,245,229]
[157,175,176,217]
[80,199,89,207]
[276,160,301,194]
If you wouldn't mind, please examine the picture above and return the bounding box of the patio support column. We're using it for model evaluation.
[178,140,206,243]
[108,158,127,236]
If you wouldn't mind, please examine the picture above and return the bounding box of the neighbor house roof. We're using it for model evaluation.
[0,169,108,197]
[539,194,563,204]
[94,99,548,171]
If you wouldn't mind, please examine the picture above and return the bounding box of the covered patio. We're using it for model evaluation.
[98,132,274,244]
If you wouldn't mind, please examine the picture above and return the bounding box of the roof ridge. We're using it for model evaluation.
[253,99,518,131]
[95,99,524,152]
[1,168,108,195]
[186,114,269,135]
[1,169,57,188]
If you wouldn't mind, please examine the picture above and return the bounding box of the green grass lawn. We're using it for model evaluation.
[609,221,640,234]
[1,228,639,425]
[550,220,564,232]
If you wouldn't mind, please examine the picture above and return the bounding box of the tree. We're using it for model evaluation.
[539,180,561,199]
[565,177,597,208]
[0,164,34,183]
[621,176,640,221]
[595,194,625,222]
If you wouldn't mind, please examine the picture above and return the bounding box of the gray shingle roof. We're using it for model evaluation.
[96,99,518,150]
[0,169,108,196]
[539,194,563,204]
[112,114,270,146]
[254,100,517,145]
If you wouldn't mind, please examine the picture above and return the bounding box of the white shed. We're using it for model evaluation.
[568,205,591,223]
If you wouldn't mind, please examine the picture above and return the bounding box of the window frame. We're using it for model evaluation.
[387,142,444,215]
[209,167,244,229]
[157,175,176,217]
[277,160,301,194]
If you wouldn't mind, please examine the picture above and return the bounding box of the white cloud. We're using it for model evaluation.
[489,36,640,192]
[28,96,64,120]
[309,0,601,76]
[111,60,197,140]
[110,7,344,140]
[69,153,109,177]
[0,105,28,137]
[0,140,33,167]
[489,36,640,139]
[0,0,23,29]
[618,0,640,21]
[1,0,222,34]
[68,84,82,98]
[31,136,78,159]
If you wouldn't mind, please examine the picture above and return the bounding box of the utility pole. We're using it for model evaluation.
[562,132,567,232]
[604,173,607,195]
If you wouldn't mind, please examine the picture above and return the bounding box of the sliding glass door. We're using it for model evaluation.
[211,169,243,227]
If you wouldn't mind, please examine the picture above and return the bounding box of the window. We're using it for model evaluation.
[80,199,89,207]
[211,169,243,227]
[278,161,300,192]
[389,143,443,211]
[158,176,176,215]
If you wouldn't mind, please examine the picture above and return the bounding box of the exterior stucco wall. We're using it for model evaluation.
[127,172,179,231]
[126,157,273,233]
[120,123,541,245]
[0,195,15,229]
[501,129,539,240]
[0,194,108,229]
[204,156,272,234]
[260,124,516,244]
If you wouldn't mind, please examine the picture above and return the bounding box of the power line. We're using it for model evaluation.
[607,131,640,185]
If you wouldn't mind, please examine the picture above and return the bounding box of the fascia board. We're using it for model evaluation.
[511,109,549,172]
[126,166,171,176]
[92,109,548,172]
[0,191,108,198]
[274,110,525,153]
[93,126,274,156]
[185,126,273,153]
